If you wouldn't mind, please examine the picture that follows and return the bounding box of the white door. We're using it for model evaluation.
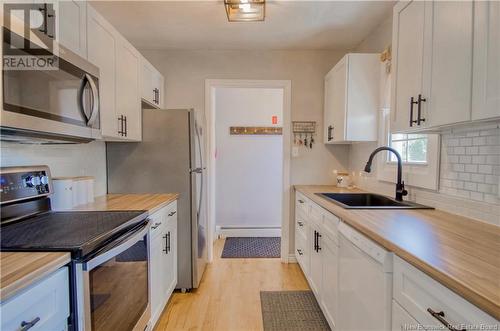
[58,0,87,58]
[425,1,473,127]
[87,6,117,138]
[330,58,347,142]
[115,38,141,141]
[472,1,500,120]
[391,1,426,132]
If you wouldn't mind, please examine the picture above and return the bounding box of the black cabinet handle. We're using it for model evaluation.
[417,94,426,125]
[167,231,171,253]
[21,317,40,331]
[316,232,322,251]
[117,115,124,136]
[163,233,168,253]
[296,249,303,256]
[313,230,318,252]
[168,211,176,217]
[327,125,333,141]
[409,97,418,127]
[427,309,465,331]
[297,221,304,227]
[124,115,127,137]
[298,199,304,204]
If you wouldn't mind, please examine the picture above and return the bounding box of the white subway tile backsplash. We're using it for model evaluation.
[440,125,499,206]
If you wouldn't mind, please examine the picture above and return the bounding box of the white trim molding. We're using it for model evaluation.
[216,227,282,238]
[205,79,292,264]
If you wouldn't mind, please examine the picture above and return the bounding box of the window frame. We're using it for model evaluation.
[388,133,429,165]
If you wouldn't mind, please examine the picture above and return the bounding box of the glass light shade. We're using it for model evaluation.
[224,0,265,22]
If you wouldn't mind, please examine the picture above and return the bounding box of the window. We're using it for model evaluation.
[389,134,428,164]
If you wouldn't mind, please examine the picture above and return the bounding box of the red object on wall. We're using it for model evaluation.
[272,116,278,125]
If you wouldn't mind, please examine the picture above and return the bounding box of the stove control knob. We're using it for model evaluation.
[40,176,49,185]
[25,176,41,187]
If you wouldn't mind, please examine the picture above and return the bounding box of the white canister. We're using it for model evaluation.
[336,172,351,188]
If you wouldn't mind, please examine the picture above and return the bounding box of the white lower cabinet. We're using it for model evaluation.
[392,300,419,331]
[149,201,178,328]
[1,267,70,331]
[295,193,339,330]
[393,256,498,329]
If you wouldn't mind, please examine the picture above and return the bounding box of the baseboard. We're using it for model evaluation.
[288,254,297,263]
[217,226,281,238]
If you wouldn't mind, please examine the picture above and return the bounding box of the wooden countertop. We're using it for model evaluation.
[0,252,71,302]
[73,193,179,214]
[295,185,500,319]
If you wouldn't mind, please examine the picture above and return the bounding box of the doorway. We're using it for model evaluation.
[205,80,291,262]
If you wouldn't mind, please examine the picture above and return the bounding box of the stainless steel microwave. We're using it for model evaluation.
[1,28,101,143]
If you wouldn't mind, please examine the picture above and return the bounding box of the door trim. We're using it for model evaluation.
[205,79,292,263]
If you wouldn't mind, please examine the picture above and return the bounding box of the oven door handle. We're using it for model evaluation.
[83,220,149,271]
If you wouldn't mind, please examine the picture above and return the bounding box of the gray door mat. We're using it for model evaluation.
[260,291,331,331]
[221,237,281,258]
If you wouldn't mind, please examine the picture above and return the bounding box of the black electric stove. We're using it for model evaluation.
[1,210,147,259]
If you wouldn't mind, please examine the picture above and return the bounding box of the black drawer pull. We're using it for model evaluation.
[297,221,304,227]
[427,308,466,331]
[316,232,322,251]
[296,249,303,256]
[21,317,40,331]
[417,94,426,125]
[409,97,418,127]
[151,222,161,230]
[168,211,177,217]
[298,199,304,204]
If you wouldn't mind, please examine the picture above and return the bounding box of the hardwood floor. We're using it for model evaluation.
[154,239,310,331]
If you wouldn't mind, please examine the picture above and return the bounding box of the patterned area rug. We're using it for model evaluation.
[260,291,331,331]
[221,237,281,258]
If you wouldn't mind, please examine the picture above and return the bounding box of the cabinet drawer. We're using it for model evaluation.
[295,192,310,215]
[1,267,70,331]
[393,256,498,328]
[295,230,309,274]
[165,201,177,226]
[150,201,177,237]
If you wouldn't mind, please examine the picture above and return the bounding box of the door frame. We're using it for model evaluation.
[205,79,292,263]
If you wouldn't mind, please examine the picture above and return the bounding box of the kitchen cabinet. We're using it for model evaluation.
[294,193,339,330]
[393,256,498,329]
[472,1,500,121]
[115,36,142,141]
[392,1,497,132]
[323,53,379,144]
[149,201,177,328]
[141,56,165,109]
[1,267,69,331]
[57,0,87,58]
[87,4,142,141]
[392,300,419,331]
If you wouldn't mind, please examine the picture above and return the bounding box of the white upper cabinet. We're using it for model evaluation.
[116,36,142,141]
[141,57,165,109]
[87,5,119,139]
[57,0,87,58]
[324,53,379,144]
[87,4,142,141]
[392,0,498,133]
[391,1,426,132]
[472,1,500,120]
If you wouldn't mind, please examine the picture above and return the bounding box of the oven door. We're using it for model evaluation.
[75,221,151,331]
[2,29,101,142]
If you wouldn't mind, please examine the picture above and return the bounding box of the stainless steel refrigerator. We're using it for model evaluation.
[106,108,207,290]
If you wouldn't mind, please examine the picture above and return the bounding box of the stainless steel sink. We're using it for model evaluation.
[316,193,433,209]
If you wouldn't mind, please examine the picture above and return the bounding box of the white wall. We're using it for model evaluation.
[0,141,107,197]
[215,87,283,230]
[350,15,500,225]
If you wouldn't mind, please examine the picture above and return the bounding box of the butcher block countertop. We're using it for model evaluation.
[0,252,71,302]
[295,185,500,319]
[73,193,179,214]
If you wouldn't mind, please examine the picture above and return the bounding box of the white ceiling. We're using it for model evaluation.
[90,1,394,51]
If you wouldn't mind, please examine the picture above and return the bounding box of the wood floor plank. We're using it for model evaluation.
[154,239,309,331]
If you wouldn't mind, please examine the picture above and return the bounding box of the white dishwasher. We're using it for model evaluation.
[338,222,393,331]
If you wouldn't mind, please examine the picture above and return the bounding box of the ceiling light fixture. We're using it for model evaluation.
[224,0,265,22]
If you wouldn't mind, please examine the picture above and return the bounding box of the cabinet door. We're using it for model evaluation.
[150,234,164,322]
[141,60,155,105]
[321,235,338,330]
[391,1,426,132]
[87,5,118,138]
[58,0,87,58]
[472,1,500,120]
[153,71,165,108]
[115,38,142,141]
[330,58,347,142]
[164,218,177,294]
[425,1,473,127]
[392,300,420,331]
[324,72,335,144]
[309,227,322,297]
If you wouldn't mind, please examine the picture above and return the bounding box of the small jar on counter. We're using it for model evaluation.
[336,172,351,188]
